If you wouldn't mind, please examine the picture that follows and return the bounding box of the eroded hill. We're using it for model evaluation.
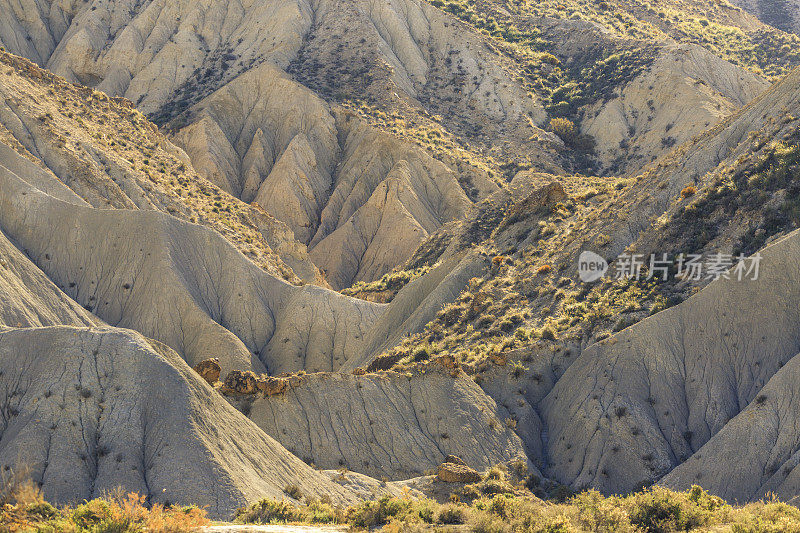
[1,0,800,521]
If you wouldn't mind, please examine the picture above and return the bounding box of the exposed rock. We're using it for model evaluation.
[437,463,482,483]
[256,376,292,397]
[193,358,222,384]
[221,370,261,395]
[443,455,467,466]
[219,372,299,397]
[405,175,555,270]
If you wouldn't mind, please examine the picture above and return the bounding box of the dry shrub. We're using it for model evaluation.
[0,466,40,506]
[71,490,209,532]
[1,484,208,533]
[549,117,577,145]
[145,502,209,532]
[680,185,697,199]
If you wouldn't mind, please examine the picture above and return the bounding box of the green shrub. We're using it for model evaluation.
[626,487,710,533]
[235,499,304,524]
[346,495,411,528]
[305,500,338,524]
[437,504,467,524]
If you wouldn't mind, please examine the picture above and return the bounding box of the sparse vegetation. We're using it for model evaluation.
[0,481,209,532]
[0,50,304,285]
[342,265,432,302]
[231,485,800,532]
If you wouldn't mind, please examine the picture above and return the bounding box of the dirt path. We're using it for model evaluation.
[199,526,347,532]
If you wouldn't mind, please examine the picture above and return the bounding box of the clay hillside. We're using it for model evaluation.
[1,0,800,529]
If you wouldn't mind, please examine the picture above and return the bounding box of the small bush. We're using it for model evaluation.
[411,345,432,362]
[511,361,528,378]
[284,484,303,500]
[9,480,800,532]
[437,504,467,524]
[540,326,557,340]
[680,185,697,199]
[550,117,577,145]
[346,495,410,528]
[626,486,710,533]
[70,492,208,532]
[236,498,304,524]
[305,500,339,524]
[537,264,553,276]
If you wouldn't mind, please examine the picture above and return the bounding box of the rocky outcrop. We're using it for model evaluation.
[437,462,482,483]
[0,326,361,518]
[3,0,800,511]
[220,370,300,396]
[193,358,222,385]
[220,370,261,395]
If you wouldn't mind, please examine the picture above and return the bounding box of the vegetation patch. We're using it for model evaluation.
[232,485,800,532]
[0,480,208,533]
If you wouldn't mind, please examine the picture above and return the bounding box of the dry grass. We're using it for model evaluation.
[0,480,209,533]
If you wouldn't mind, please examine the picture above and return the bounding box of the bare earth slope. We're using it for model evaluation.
[661,342,800,502]
[0,326,360,518]
[171,62,473,289]
[0,51,323,285]
[583,43,769,175]
[0,144,383,375]
[235,360,529,480]
[730,0,800,35]
[2,0,800,513]
[541,228,800,494]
